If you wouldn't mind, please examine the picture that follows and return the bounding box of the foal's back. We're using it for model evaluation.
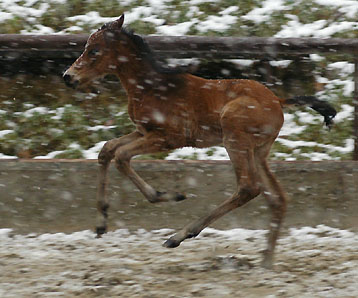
[172,74,284,147]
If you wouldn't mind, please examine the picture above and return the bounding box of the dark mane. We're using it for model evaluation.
[101,23,188,75]
[121,28,189,75]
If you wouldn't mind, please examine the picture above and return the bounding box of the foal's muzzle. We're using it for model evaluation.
[63,73,79,89]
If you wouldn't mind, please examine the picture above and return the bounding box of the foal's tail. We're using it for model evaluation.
[281,95,337,129]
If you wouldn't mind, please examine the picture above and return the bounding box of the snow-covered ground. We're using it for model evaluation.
[0,225,357,297]
[28,103,354,161]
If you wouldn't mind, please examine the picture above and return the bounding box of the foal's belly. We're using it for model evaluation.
[190,125,223,148]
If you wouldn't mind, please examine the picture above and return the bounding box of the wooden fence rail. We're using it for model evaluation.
[0,34,357,159]
[1,34,358,59]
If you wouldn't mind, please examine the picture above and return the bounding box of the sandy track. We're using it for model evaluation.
[0,226,357,297]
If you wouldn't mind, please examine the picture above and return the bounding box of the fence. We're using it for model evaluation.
[0,159,357,234]
[0,34,358,159]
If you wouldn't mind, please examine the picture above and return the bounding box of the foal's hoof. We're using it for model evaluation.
[261,254,273,270]
[156,191,187,202]
[95,226,107,238]
[163,238,180,248]
[173,193,186,202]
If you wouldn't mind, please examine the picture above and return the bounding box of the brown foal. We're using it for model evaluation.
[64,15,336,268]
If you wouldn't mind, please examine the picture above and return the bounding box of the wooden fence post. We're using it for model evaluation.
[353,58,358,160]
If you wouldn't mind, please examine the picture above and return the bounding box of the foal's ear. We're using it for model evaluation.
[116,14,125,29]
[104,14,124,41]
[109,14,125,31]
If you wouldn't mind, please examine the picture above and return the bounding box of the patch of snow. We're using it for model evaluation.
[81,141,106,159]
[21,24,55,34]
[229,59,256,67]
[124,6,155,25]
[87,125,116,131]
[275,18,327,38]
[157,21,197,36]
[34,150,66,159]
[197,13,237,33]
[314,0,358,19]
[0,11,12,22]
[50,107,66,121]
[269,60,292,68]
[22,107,49,118]
[300,152,337,161]
[146,0,172,12]
[0,153,17,159]
[334,104,354,122]
[142,16,165,26]
[296,111,320,124]
[242,0,291,24]
[327,61,354,75]
[166,146,229,160]
[67,11,116,27]
[279,113,306,136]
[277,137,354,156]
[275,15,358,38]
[0,130,14,138]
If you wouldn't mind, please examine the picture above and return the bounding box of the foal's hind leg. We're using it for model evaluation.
[255,143,288,269]
[96,131,142,236]
[164,133,261,248]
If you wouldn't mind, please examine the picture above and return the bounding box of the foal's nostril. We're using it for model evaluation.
[63,74,79,89]
[63,74,73,87]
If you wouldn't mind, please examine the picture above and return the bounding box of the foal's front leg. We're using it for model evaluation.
[96,131,143,236]
[113,132,186,204]
[96,131,186,237]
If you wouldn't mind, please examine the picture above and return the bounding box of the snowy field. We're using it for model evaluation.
[0,0,357,160]
[1,0,357,37]
[0,225,357,297]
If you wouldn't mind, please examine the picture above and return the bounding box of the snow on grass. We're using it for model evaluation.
[197,7,238,33]
[82,141,106,159]
[277,138,354,155]
[22,107,49,117]
[0,11,12,22]
[166,146,229,161]
[242,0,291,24]
[33,150,66,159]
[279,114,306,136]
[66,11,116,27]
[314,0,358,18]
[335,104,354,122]
[34,143,81,159]
[33,141,108,159]
[0,130,13,138]
[0,153,18,159]
[87,125,116,131]
[275,18,358,38]
[0,0,356,161]
[157,21,197,36]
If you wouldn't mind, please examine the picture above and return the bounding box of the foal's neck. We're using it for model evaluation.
[115,53,153,94]
[115,53,175,100]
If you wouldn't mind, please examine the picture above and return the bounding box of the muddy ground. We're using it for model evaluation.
[0,226,357,298]
[0,160,357,297]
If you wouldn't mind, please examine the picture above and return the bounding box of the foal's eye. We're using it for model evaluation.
[88,48,100,57]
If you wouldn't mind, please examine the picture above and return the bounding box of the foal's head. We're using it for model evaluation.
[63,14,133,92]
